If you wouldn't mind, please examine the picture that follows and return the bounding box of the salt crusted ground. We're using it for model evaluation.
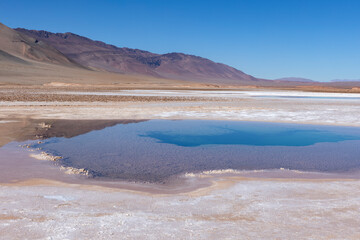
[1,89,360,126]
[1,178,360,239]
[1,89,360,239]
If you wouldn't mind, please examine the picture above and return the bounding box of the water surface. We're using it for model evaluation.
[30,120,360,182]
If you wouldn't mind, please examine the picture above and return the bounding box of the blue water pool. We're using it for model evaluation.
[30,120,360,182]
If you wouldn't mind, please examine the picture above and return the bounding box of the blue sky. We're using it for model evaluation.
[1,0,359,81]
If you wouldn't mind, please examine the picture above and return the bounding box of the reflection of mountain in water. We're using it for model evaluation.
[0,119,146,147]
[32,119,146,139]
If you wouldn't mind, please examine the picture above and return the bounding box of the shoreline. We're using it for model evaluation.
[2,171,360,196]
[1,142,360,195]
[3,116,360,127]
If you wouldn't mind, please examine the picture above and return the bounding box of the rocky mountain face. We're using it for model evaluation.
[15,28,258,84]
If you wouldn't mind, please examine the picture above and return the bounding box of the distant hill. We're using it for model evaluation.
[16,28,258,84]
[274,77,316,83]
[331,79,360,82]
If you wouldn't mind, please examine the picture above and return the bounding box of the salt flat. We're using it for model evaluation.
[1,89,360,126]
[1,178,360,239]
[1,88,360,239]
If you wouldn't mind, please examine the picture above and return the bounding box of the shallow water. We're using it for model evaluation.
[29,120,360,182]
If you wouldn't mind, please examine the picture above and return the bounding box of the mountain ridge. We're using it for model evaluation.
[15,28,258,84]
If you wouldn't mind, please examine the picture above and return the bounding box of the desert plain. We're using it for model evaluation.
[1,86,360,239]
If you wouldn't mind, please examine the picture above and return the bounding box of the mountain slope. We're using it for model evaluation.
[16,28,257,84]
[0,23,83,68]
[0,49,29,64]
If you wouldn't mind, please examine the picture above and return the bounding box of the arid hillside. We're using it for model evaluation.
[16,28,259,84]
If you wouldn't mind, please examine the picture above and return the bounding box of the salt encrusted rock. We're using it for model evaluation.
[29,151,62,161]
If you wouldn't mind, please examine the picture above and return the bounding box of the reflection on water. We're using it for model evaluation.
[0,119,145,147]
[29,120,360,182]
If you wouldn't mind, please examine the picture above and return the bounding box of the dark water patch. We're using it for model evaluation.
[29,120,360,182]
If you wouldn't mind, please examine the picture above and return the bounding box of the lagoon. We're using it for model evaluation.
[30,120,360,182]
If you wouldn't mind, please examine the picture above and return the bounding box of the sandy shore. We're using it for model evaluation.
[1,88,360,239]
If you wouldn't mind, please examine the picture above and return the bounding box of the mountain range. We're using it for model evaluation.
[331,79,360,82]
[15,27,258,84]
[1,22,359,89]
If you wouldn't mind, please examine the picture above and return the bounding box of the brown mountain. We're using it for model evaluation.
[15,28,258,84]
[0,23,82,68]
[0,22,185,87]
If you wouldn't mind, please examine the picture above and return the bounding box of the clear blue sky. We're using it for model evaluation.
[1,0,359,81]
